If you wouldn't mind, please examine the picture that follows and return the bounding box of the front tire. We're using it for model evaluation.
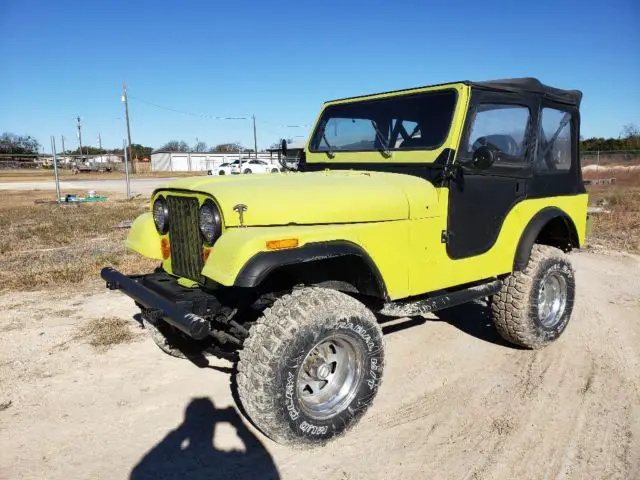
[243,168,252,174]
[491,244,575,349]
[237,287,384,446]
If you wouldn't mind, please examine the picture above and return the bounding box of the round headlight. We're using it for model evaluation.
[199,199,222,244]
[153,196,169,234]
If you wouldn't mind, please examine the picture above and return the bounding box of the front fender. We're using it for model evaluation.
[125,212,162,259]
[201,222,410,299]
[234,240,386,294]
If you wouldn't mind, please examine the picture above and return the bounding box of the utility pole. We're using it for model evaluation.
[252,115,258,158]
[76,115,84,159]
[98,133,103,164]
[61,135,66,154]
[122,81,135,173]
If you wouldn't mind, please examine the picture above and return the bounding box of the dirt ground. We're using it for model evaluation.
[0,177,172,197]
[0,249,638,480]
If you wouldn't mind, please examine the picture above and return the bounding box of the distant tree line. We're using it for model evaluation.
[62,144,154,159]
[0,133,40,154]
[0,133,154,159]
[158,140,255,154]
[2,123,638,158]
[581,124,640,151]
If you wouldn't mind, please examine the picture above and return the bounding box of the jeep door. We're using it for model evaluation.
[446,90,538,259]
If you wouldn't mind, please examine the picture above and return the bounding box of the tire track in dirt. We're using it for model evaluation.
[1,252,639,480]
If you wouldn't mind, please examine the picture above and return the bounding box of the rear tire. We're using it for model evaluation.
[237,287,384,446]
[490,245,575,349]
[243,168,252,174]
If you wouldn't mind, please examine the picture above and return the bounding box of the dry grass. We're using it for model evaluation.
[76,317,139,350]
[583,166,640,186]
[586,178,640,252]
[0,190,157,292]
[0,169,637,294]
[0,169,208,182]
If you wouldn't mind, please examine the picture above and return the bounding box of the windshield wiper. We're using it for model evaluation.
[321,131,336,159]
[371,120,392,158]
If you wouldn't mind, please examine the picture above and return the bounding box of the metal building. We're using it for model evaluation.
[150,151,278,172]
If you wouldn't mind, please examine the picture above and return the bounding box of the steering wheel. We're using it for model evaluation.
[472,135,519,156]
[472,136,499,152]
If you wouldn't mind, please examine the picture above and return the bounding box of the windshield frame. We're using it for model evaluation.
[308,88,459,155]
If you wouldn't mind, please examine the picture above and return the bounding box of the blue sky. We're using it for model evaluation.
[1,0,638,151]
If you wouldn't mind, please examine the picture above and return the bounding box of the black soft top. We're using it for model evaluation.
[329,77,582,107]
[470,77,582,107]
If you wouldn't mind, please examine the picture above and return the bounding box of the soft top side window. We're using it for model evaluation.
[537,107,572,173]
[467,104,531,162]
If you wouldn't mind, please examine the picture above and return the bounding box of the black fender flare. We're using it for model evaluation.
[513,207,579,271]
[234,240,388,299]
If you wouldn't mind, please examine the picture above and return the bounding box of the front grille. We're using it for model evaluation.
[166,196,203,281]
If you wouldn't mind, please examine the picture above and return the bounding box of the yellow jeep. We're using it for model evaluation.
[102,77,588,446]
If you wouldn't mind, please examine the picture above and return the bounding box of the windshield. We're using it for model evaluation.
[310,89,457,154]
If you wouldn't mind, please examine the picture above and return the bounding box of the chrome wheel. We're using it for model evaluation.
[538,271,568,327]
[297,334,364,420]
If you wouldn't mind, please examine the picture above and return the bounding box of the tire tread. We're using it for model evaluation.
[491,244,572,349]
[237,287,382,446]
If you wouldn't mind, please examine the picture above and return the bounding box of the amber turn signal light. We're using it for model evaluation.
[266,238,299,250]
[160,237,171,259]
[202,247,212,261]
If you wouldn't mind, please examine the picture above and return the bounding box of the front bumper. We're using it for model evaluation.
[100,267,221,340]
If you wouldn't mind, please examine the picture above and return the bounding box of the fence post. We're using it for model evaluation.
[595,150,600,182]
[51,136,61,204]
[123,139,131,199]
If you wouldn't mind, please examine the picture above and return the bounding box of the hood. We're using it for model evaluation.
[158,170,439,227]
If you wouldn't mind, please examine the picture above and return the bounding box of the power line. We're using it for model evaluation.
[258,119,311,128]
[128,95,248,120]
[128,93,310,128]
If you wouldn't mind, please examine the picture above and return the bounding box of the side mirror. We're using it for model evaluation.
[281,139,288,158]
[472,145,496,170]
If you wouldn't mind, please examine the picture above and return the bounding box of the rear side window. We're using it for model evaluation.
[537,108,572,172]
[467,104,530,161]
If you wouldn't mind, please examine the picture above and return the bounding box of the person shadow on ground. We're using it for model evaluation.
[130,398,279,480]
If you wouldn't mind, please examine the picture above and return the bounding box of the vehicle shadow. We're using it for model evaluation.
[130,398,280,480]
[380,300,524,350]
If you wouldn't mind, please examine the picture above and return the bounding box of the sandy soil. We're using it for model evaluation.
[582,164,640,172]
[0,250,638,480]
